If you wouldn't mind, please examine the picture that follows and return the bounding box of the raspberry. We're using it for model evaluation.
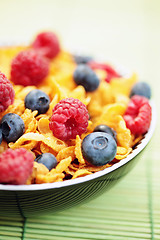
[88,61,121,82]
[0,148,34,185]
[32,31,60,59]
[49,98,89,141]
[11,50,49,86]
[0,72,15,112]
[123,95,152,136]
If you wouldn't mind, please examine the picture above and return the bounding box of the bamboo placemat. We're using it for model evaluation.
[0,129,159,240]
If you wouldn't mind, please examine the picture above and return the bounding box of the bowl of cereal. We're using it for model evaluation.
[0,32,156,217]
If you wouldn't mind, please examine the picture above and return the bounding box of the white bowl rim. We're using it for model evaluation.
[0,100,156,191]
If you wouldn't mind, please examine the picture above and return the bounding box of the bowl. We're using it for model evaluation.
[0,101,156,218]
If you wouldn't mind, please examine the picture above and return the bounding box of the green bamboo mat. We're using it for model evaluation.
[0,131,159,240]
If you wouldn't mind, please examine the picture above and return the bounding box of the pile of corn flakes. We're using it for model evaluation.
[0,44,143,185]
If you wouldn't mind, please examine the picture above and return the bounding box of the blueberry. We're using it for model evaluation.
[81,132,117,166]
[130,82,151,99]
[25,89,50,114]
[35,153,58,171]
[73,55,93,64]
[73,64,100,92]
[94,124,117,142]
[0,126,2,144]
[1,113,25,143]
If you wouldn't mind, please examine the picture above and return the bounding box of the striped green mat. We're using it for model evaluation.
[0,118,159,239]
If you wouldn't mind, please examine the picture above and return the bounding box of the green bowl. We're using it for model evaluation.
[0,102,156,217]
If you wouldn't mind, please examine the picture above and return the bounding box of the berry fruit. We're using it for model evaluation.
[73,64,100,92]
[1,113,25,143]
[0,126,2,144]
[123,95,152,135]
[25,89,50,114]
[130,81,151,99]
[0,72,15,112]
[94,124,117,142]
[73,55,93,64]
[0,148,34,185]
[82,132,117,166]
[49,98,89,141]
[32,31,60,59]
[11,50,49,86]
[88,61,121,83]
[35,153,57,171]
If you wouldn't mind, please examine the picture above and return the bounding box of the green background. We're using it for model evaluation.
[0,0,159,239]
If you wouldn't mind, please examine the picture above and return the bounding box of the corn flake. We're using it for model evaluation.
[75,135,85,164]
[0,141,8,153]
[110,73,138,96]
[115,147,132,160]
[21,109,38,133]
[8,132,67,152]
[72,169,92,179]
[56,146,75,162]
[0,99,25,119]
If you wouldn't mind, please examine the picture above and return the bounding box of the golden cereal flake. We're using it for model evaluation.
[0,99,25,119]
[8,132,67,152]
[75,135,85,164]
[21,109,38,133]
[115,147,132,160]
[56,146,75,162]
[16,86,36,100]
[110,73,138,96]
[72,169,92,179]
[0,141,8,153]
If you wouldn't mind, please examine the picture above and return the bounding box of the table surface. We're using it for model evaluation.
[0,0,159,239]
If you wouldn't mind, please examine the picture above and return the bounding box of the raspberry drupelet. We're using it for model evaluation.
[10,50,49,86]
[0,72,15,112]
[0,148,34,185]
[123,95,152,136]
[49,98,89,141]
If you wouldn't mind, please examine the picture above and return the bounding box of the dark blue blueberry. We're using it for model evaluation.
[25,89,50,115]
[130,82,151,99]
[35,153,58,171]
[73,55,93,64]
[1,113,25,143]
[81,132,117,166]
[73,64,100,92]
[94,124,117,142]
[0,126,2,144]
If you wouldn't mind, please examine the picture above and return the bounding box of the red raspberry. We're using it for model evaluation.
[11,50,49,86]
[0,148,34,185]
[0,72,15,112]
[32,31,60,59]
[123,95,152,136]
[88,61,121,82]
[49,98,89,141]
